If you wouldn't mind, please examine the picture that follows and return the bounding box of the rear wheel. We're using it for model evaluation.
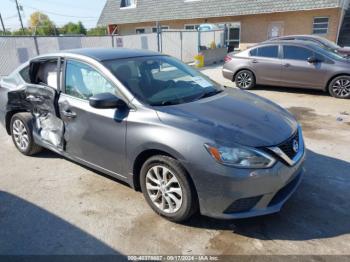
[140,155,197,222]
[10,113,43,156]
[328,76,350,99]
[235,70,255,90]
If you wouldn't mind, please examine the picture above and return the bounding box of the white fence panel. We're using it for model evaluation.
[181,31,198,63]
[36,37,59,54]
[117,33,158,51]
[161,32,182,60]
[81,36,113,48]
[214,30,225,47]
[0,31,218,77]
[0,37,37,77]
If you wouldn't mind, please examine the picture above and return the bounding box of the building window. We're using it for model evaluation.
[152,26,169,33]
[268,22,284,39]
[136,28,145,34]
[184,24,200,30]
[120,0,136,9]
[313,17,329,34]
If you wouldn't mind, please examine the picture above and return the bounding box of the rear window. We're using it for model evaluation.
[250,46,279,58]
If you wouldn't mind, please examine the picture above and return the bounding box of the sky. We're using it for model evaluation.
[0,0,107,30]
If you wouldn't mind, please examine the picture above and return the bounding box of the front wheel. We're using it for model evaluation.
[328,76,350,99]
[235,70,256,90]
[140,155,197,222]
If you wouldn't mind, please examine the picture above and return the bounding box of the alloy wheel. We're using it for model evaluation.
[236,72,252,89]
[145,165,183,213]
[332,78,350,97]
[12,119,29,151]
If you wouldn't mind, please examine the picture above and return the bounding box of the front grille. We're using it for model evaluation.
[268,174,301,207]
[224,195,262,214]
[278,131,299,159]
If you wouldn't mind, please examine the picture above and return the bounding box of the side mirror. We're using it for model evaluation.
[307,56,322,64]
[89,93,128,109]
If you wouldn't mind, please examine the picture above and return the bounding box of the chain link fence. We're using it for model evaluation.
[0,29,225,77]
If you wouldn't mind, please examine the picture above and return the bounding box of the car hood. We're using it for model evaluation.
[338,47,350,54]
[155,89,298,147]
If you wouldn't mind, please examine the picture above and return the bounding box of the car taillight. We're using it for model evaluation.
[224,55,233,63]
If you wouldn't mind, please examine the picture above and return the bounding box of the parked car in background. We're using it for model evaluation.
[0,48,305,222]
[223,40,350,99]
[198,24,220,31]
[266,35,350,57]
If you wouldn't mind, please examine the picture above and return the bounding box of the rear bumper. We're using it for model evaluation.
[222,68,234,81]
[188,150,305,220]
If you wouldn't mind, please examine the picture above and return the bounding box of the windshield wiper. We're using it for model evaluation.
[151,100,180,106]
[195,90,223,101]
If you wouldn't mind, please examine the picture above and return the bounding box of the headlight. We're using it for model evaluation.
[204,144,276,168]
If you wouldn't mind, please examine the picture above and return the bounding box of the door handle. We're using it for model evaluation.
[26,95,43,103]
[252,59,258,63]
[284,63,291,68]
[62,110,77,118]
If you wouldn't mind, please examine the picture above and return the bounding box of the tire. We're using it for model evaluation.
[328,76,350,99]
[10,113,43,156]
[140,155,198,222]
[235,70,256,90]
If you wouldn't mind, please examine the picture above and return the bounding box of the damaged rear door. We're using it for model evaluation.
[16,57,64,149]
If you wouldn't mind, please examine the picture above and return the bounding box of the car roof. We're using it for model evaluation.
[255,39,321,49]
[270,35,323,41]
[60,48,162,61]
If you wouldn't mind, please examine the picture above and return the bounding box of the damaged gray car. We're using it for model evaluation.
[0,48,305,222]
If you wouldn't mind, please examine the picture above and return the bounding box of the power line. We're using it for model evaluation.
[22,4,99,19]
[31,0,100,13]
[4,14,18,19]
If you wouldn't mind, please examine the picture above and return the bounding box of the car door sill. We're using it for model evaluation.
[34,135,128,181]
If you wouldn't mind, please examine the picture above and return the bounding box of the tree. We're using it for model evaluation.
[87,26,107,36]
[12,28,32,36]
[28,11,56,36]
[0,30,11,36]
[60,21,86,35]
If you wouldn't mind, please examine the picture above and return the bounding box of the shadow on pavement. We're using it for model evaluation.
[186,149,350,241]
[0,191,122,255]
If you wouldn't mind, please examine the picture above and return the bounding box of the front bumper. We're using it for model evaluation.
[188,149,305,219]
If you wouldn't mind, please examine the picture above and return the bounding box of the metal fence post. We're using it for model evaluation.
[33,36,40,55]
[160,29,163,53]
[198,30,201,52]
[156,21,160,52]
[111,35,115,48]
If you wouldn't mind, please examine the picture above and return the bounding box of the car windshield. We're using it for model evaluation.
[318,37,341,50]
[104,56,223,106]
[316,45,347,61]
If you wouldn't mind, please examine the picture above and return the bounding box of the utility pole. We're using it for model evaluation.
[0,13,6,34]
[14,0,25,33]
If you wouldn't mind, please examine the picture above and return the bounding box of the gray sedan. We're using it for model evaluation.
[223,40,350,99]
[0,48,305,222]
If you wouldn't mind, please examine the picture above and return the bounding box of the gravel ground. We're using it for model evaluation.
[0,64,349,256]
